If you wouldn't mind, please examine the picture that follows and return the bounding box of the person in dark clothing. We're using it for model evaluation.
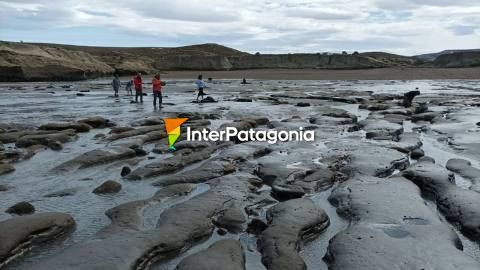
[112,74,120,97]
[133,73,143,103]
[125,79,133,96]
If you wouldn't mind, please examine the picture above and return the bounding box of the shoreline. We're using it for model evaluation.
[1,67,479,83]
[161,67,480,80]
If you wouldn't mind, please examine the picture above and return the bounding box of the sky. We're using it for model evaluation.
[0,0,479,55]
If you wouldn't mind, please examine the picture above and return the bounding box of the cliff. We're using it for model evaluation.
[433,51,480,68]
[3,40,467,82]
[0,42,113,81]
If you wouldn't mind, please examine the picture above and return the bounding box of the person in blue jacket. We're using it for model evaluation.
[195,74,207,102]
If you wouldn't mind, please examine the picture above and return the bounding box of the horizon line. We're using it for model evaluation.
[2,39,479,58]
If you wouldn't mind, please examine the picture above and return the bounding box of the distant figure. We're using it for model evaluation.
[152,73,164,108]
[125,79,133,96]
[403,90,420,108]
[195,74,207,102]
[241,77,248,84]
[208,78,213,83]
[133,73,143,103]
[112,74,120,97]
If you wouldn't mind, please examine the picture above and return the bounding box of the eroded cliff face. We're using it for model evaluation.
[229,53,387,69]
[0,42,114,81]
[0,41,420,81]
[434,51,480,68]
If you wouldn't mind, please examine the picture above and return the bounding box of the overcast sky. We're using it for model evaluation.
[0,0,479,55]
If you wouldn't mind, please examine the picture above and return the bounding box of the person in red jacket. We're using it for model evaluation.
[133,73,143,103]
[152,73,165,108]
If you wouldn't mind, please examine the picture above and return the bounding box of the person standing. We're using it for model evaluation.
[112,74,121,97]
[125,79,133,96]
[152,73,164,108]
[195,74,207,102]
[133,73,143,103]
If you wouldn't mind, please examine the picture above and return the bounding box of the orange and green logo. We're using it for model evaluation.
[164,118,188,151]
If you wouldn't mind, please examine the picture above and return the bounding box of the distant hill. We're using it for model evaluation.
[1,40,479,81]
[414,49,480,62]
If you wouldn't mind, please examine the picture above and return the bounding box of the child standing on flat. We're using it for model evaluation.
[195,74,207,102]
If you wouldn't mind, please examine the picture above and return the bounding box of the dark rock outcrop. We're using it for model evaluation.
[93,180,122,195]
[6,201,35,215]
[120,166,131,177]
[410,148,425,160]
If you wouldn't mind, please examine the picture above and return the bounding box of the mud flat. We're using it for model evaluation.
[163,67,480,80]
[0,78,479,269]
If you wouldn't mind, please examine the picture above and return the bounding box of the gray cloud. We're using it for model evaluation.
[284,7,355,20]
[0,0,479,55]
[448,25,477,36]
[374,0,480,9]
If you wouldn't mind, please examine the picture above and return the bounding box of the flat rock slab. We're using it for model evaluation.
[25,175,257,270]
[15,130,77,149]
[331,142,409,177]
[106,125,164,141]
[326,175,480,270]
[152,160,235,186]
[382,132,422,153]
[78,116,115,128]
[0,130,65,144]
[177,239,245,270]
[411,112,442,123]
[38,122,92,133]
[329,176,441,225]
[101,183,195,234]
[325,224,480,270]
[44,187,82,198]
[357,119,403,140]
[53,146,137,172]
[403,161,480,241]
[0,163,15,175]
[0,213,75,268]
[127,145,222,180]
[259,198,329,270]
[446,158,480,192]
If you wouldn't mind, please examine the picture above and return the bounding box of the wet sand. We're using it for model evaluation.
[163,67,480,80]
